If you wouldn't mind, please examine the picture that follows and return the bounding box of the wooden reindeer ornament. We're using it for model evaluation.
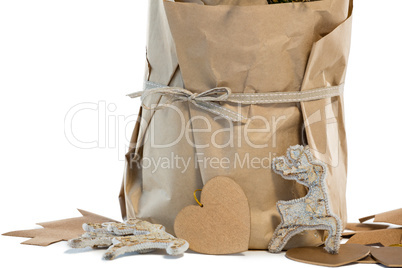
[269,145,342,254]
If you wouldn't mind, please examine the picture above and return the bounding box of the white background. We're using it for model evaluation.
[0,0,401,267]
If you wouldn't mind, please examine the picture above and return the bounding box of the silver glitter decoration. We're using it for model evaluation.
[68,219,189,260]
[268,145,342,254]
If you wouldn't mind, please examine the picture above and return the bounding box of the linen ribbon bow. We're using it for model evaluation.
[128,86,247,122]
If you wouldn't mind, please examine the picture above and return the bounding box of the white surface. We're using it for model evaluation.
[0,0,401,267]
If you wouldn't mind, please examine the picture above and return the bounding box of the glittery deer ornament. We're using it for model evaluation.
[268,145,342,254]
[68,219,188,260]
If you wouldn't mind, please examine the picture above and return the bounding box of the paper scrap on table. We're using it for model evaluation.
[346,228,402,247]
[2,209,116,246]
[359,208,402,225]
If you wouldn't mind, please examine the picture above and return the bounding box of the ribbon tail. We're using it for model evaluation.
[127,91,144,98]
[193,101,248,123]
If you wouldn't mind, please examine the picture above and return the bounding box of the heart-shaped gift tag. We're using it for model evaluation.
[286,244,371,267]
[371,247,402,267]
[174,176,250,255]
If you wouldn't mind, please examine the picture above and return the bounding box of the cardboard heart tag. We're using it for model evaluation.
[371,247,402,267]
[286,244,370,267]
[357,255,378,264]
[174,176,250,255]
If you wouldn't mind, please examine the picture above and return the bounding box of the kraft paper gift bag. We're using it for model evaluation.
[119,0,353,249]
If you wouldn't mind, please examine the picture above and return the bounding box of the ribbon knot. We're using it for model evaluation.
[184,87,231,103]
[187,93,198,102]
[127,85,245,122]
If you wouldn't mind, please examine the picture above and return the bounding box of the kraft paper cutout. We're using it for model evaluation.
[346,223,390,232]
[371,247,402,267]
[2,209,116,246]
[346,228,402,247]
[69,219,188,259]
[342,223,390,238]
[360,208,402,226]
[341,232,357,238]
[286,244,370,267]
[269,145,341,254]
[356,254,378,264]
[174,176,251,255]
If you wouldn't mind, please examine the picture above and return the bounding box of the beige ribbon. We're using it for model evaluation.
[127,81,344,123]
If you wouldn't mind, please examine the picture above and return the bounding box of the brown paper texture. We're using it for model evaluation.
[286,244,370,267]
[346,223,390,232]
[360,208,402,226]
[120,0,353,249]
[174,176,250,254]
[357,255,378,264]
[2,209,116,246]
[346,228,402,247]
[370,247,402,267]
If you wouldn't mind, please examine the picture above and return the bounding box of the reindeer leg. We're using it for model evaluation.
[323,216,341,254]
[314,216,341,254]
[268,224,299,253]
[166,238,189,255]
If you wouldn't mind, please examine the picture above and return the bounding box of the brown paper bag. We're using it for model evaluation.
[119,0,353,250]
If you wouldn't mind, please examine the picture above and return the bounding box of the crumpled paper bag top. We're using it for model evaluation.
[164,0,349,94]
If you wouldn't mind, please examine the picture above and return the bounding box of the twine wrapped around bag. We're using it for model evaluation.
[119,0,353,250]
[128,81,344,123]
